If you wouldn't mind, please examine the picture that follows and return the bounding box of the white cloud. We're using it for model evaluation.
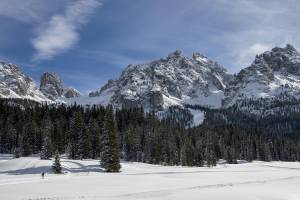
[0,0,67,24]
[32,0,101,61]
[207,0,300,72]
[236,43,273,68]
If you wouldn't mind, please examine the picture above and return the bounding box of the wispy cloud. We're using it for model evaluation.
[0,0,67,24]
[32,0,101,61]
[102,0,300,72]
[206,0,300,71]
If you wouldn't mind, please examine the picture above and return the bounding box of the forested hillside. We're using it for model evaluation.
[1,99,300,167]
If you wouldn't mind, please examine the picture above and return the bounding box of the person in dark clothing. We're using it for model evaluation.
[41,172,45,179]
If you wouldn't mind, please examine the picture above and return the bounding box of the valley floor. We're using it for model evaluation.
[0,154,300,200]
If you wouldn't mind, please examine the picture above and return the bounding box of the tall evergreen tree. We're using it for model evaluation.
[88,119,101,159]
[53,120,64,153]
[68,111,85,159]
[40,117,53,159]
[21,127,32,157]
[79,129,92,159]
[52,150,62,174]
[100,106,121,172]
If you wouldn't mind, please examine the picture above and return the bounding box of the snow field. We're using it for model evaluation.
[0,155,300,200]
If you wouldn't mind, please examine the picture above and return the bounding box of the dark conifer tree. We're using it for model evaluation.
[40,117,53,159]
[88,119,101,159]
[100,105,121,172]
[21,127,32,157]
[79,129,92,159]
[52,150,62,174]
[68,111,85,159]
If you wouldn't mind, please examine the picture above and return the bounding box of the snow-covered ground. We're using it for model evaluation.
[1,155,300,200]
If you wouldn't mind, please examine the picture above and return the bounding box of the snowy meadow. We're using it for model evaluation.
[1,154,300,200]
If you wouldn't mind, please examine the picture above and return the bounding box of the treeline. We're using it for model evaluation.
[0,99,300,168]
[202,98,300,135]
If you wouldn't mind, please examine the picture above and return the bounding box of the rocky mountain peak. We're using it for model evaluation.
[192,52,209,64]
[272,44,298,55]
[0,61,48,102]
[63,87,81,98]
[167,50,182,59]
[253,44,300,74]
[223,44,300,107]
[40,72,82,100]
[92,50,232,110]
[40,72,63,100]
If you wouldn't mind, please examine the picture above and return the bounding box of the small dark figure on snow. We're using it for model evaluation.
[41,172,45,179]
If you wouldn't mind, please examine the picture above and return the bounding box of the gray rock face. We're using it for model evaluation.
[89,79,116,97]
[40,72,63,100]
[63,87,80,98]
[0,61,48,101]
[149,91,164,110]
[92,50,232,110]
[0,62,80,103]
[40,72,82,101]
[223,44,300,107]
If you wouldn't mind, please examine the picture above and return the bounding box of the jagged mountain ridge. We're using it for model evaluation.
[0,61,49,102]
[90,50,232,110]
[2,44,300,125]
[40,72,64,100]
[0,62,80,103]
[223,44,300,107]
[40,72,81,100]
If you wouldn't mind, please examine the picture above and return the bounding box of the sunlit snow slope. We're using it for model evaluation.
[1,154,300,200]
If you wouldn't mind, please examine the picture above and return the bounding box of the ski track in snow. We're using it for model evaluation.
[116,176,300,199]
[22,176,300,200]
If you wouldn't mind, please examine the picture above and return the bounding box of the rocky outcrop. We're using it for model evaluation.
[63,87,80,98]
[149,91,164,109]
[223,44,300,107]
[40,72,63,100]
[40,72,81,100]
[0,61,48,102]
[92,50,232,110]
[89,79,116,97]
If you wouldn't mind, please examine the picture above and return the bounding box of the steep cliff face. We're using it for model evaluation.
[3,44,300,126]
[223,44,300,107]
[91,50,232,110]
[0,62,81,103]
[40,72,81,100]
[63,87,81,98]
[40,72,64,100]
[0,61,49,102]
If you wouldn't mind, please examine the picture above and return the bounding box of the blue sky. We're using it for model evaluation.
[0,0,300,93]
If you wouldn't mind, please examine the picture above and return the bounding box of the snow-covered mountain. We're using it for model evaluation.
[2,44,300,125]
[0,62,80,103]
[63,87,81,98]
[223,44,300,107]
[40,72,64,100]
[89,50,232,110]
[40,72,81,100]
[0,61,49,102]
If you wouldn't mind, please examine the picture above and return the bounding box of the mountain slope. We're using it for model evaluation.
[0,62,81,103]
[40,72,81,100]
[2,45,300,126]
[223,44,300,107]
[89,50,232,110]
[0,61,49,102]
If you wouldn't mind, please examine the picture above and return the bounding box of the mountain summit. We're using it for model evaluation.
[223,44,300,107]
[0,61,48,102]
[89,50,232,110]
[2,45,300,125]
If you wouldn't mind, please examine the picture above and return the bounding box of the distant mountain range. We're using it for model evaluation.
[1,44,300,125]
